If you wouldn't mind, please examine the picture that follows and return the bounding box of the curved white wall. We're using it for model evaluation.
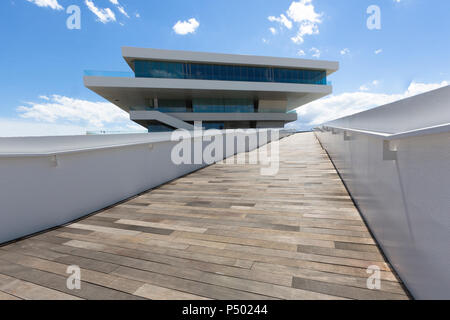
[315,86,450,299]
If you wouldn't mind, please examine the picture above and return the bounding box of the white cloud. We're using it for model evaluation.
[403,81,448,95]
[359,80,380,92]
[85,0,116,24]
[16,95,132,128]
[286,81,449,130]
[359,85,369,91]
[109,0,129,18]
[375,49,383,55]
[291,21,320,44]
[269,0,322,44]
[340,48,350,55]
[2,94,160,136]
[26,0,63,10]
[297,49,306,56]
[173,18,200,35]
[118,7,128,17]
[287,0,321,24]
[268,14,293,29]
[310,47,321,58]
[0,118,86,137]
[269,27,277,35]
[27,0,132,23]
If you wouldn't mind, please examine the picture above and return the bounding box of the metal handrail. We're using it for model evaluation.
[316,123,450,141]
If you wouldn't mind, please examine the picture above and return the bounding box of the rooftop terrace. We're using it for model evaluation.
[0,133,408,300]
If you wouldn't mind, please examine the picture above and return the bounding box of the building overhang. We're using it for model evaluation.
[122,47,339,76]
[84,76,332,112]
[130,111,298,122]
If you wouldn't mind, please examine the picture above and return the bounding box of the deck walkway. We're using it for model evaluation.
[0,133,408,300]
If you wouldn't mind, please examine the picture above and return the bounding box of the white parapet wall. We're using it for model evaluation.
[315,85,450,300]
[0,129,286,245]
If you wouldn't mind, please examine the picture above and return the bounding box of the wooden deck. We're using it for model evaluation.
[0,132,408,300]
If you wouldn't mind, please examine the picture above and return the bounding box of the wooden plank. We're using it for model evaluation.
[253,262,406,294]
[292,277,408,300]
[205,228,336,248]
[134,284,211,300]
[0,273,81,300]
[171,231,298,252]
[62,240,289,287]
[116,219,207,233]
[66,223,141,237]
[55,234,252,268]
[296,244,385,262]
[15,239,340,300]
[186,245,398,281]
[56,231,190,250]
[0,258,142,300]
[0,291,21,300]
[0,250,145,296]
[335,241,381,253]
[112,266,275,300]
[75,219,174,236]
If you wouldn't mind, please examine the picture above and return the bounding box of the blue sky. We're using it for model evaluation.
[0,0,449,136]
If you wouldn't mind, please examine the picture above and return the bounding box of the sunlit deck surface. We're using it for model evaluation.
[0,133,408,300]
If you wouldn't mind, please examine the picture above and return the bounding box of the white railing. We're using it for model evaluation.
[320,122,450,140]
[315,85,450,300]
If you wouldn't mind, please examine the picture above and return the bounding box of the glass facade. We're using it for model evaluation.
[193,98,255,113]
[158,99,187,112]
[135,60,327,85]
[147,123,174,132]
[130,106,152,111]
[202,122,225,130]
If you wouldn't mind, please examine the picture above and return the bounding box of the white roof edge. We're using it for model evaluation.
[83,76,332,94]
[122,47,339,74]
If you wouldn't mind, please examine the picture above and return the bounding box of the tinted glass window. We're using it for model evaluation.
[135,60,326,85]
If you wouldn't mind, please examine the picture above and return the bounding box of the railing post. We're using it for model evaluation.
[383,140,397,161]
[50,155,58,167]
[344,131,352,141]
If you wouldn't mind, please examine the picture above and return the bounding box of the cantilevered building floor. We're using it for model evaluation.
[84,47,338,132]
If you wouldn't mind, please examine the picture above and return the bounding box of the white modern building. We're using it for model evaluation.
[84,47,338,132]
